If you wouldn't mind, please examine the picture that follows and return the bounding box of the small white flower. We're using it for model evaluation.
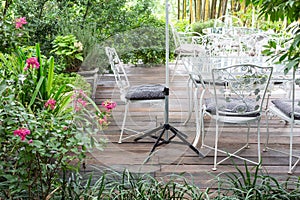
[74,41,83,51]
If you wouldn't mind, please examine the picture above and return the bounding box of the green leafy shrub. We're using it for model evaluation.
[191,19,216,34]
[173,20,190,32]
[121,47,166,66]
[0,16,30,54]
[51,34,84,72]
[106,21,175,66]
[0,44,115,199]
[53,73,91,96]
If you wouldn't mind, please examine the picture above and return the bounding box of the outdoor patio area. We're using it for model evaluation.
[83,63,300,189]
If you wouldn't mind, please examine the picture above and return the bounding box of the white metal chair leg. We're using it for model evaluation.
[257,120,261,164]
[289,123,294,174]
[212,120,219,171]
[264,110,270,152]
[246,123,250,148]
[201,110,206,148]
[119,103,129,143]
[184,78,194,125]
[192,86,200,147]
[171,54,181,82]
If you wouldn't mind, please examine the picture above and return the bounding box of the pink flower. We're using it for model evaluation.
[45,98,56,110]
[77,98,87,107]
[73,98,87,111]
[14,128,30,141]
[79,90,87,98]
[99,116,107,125]
[28,139,33,144]
[72,90,87,99]
[24,57,40,70]
[101,100,117,111]
[15,17,27,29]
[74,105,81,112]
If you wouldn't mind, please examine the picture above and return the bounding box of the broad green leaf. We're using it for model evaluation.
[28,76,45,108]
[46,57,55,97]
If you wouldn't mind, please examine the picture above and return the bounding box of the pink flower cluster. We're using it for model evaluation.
[98,100,116,126]
[45,98,56,110]
[98,115,107,125]
[15,17,27,29]
[101,100,117,111]
[72,90,88,111]
[24,57,40,70]
[14,128,30,141]
[74,98,87,111]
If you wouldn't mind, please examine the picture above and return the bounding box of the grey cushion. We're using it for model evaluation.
[205,97,259,116]
[175,44,206,54]
[125,84,165,100]
[272,99,300,120]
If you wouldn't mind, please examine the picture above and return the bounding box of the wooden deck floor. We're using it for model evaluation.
[83,63,300,189]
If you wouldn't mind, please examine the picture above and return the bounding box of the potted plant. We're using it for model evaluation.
[51,34,84,72]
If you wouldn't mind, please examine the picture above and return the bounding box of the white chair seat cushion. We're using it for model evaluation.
[125,84,165,100]
[271,99,300,119]
[175,44,206,54]
[205,97,258,116]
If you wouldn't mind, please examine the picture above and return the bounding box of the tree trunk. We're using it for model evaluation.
[217,0,222,18]
[231,0,240,13]
[210,0,217,19]
[195,0,201,21]
[189,0,194,23]
[178,0,181,20]
[204,0,210,21]
[222,0,228,16]
[182,0,187,20]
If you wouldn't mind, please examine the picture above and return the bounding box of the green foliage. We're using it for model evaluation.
[109,22,168,65]
[1,0,157,59]
[0,44,111,199]
[0,16,30,54]
[51,34,84,72]
[173,20,190,32]
[0,93,85,199]
[62,170,205,199]
[191,19,216,34]
[214,162,300,199]
[25,163,300,199]
[101,20,172,66]
[122,47,166,66]
[53,73,91,96]
[254,0,300,23]
[251,0,300,72]
[1,0,166,70]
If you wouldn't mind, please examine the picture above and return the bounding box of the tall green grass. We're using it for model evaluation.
[56,162,300,200]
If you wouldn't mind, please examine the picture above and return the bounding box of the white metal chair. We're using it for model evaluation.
[265,68,300,174]
[105,47,166,143]
[170,23,207,81]
[201,64,273,170]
